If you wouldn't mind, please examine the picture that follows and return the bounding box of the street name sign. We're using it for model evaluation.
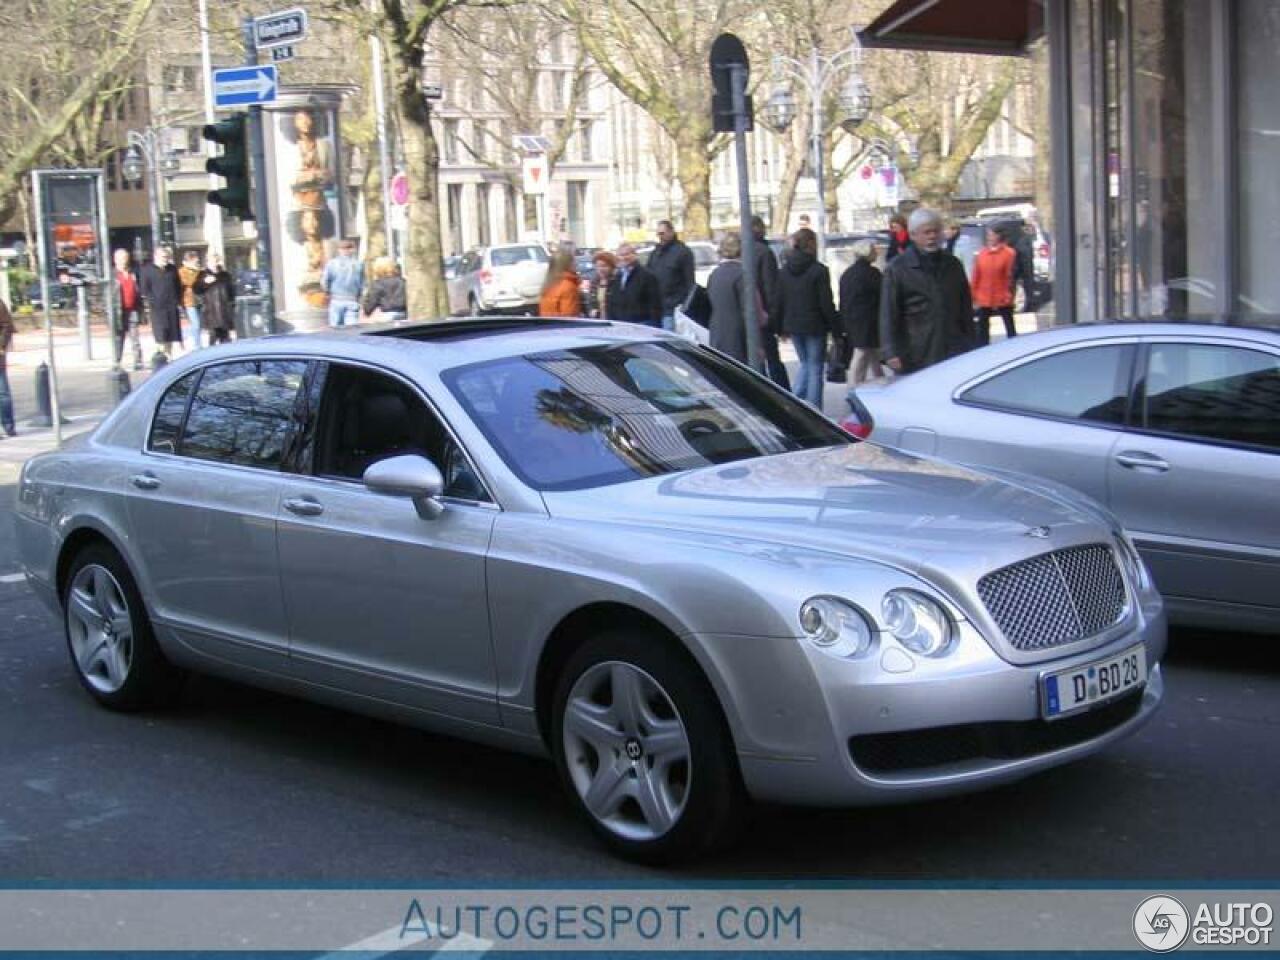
[255,8,308,49]
[213,66,279,108]
[421,83,444,101]
[270,45,295,63]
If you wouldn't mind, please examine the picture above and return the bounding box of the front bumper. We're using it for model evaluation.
[701,597,1166,806]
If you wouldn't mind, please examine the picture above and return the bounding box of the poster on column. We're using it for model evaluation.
[272,104,342,315]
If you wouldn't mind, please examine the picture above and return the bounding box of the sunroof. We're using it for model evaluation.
[364,318,612,342]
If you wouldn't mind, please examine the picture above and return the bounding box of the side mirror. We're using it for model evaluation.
[363,454,446,519]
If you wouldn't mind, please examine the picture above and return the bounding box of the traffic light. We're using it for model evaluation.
[203,114,252,220]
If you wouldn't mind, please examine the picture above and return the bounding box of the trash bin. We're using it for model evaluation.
[234,295,271,339]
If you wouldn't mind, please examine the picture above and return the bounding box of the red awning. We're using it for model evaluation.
[860,0,1044,55]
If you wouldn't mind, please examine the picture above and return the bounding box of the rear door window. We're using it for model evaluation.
[1141,343,1280,451]
[490,246,549,267]
[177,360,309,469]
[961,345,1135,425]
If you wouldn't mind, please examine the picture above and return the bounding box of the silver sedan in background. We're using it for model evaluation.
[17,319,1165,862]
[855,323,1280,635]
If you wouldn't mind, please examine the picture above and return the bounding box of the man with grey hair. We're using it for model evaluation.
[879,207,973,374]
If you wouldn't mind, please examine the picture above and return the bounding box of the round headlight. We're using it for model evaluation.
[798,596,874,659]
[881,589,953,657]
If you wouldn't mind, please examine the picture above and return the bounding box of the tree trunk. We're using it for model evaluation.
[391,64,447,318]
[361,152,388,262]
[673,131,711,240]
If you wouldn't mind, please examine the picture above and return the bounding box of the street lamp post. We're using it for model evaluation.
[122,128,179,253]
[763,34,871,262]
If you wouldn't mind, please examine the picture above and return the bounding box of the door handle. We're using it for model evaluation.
[1115,451,1170,473]
[130,473,161,490]
[283,496,325,517]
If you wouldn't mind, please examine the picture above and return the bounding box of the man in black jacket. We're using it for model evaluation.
[880,207,974,375]
[647,220,694,332]
[751,216,789,389]
[607,243,662,327]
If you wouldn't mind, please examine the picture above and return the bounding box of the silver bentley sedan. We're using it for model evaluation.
[16,318,1166,862]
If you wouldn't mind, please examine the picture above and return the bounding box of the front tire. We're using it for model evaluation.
[551,629,745,863]
[63,544,181,711]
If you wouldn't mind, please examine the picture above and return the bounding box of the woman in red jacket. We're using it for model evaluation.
[969,227,1018,346]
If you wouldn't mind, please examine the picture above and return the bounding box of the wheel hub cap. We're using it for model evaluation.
[562,661,691,842]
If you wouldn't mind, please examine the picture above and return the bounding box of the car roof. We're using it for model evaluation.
[174,318,676,378]
[880,321,1280,391]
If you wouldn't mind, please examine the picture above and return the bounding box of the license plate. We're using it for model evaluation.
[1041,644,1147,720]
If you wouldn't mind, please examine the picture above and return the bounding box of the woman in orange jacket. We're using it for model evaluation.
[969,227,1018,345]
[538,251,583,317]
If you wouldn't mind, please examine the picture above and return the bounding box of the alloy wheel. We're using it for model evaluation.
[562,661,691,842]
[66,564,134,694]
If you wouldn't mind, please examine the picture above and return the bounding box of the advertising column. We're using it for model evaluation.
[262,85,352,331]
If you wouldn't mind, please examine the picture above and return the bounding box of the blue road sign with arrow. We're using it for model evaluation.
[213,66,278,108]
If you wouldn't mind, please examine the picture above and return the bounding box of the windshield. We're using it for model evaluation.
[490,246,549,267]
[691,244,719,267]
[444,341,850,491]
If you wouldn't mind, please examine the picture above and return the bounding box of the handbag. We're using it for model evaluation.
[826,335,851,382]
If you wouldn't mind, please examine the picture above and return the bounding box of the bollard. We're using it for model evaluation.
[77,284,92,361]
[31,362,53,428]
[150,351,169,371]
[106,367,132,406]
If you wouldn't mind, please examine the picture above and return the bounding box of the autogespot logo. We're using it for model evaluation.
[1134,896,1191,952]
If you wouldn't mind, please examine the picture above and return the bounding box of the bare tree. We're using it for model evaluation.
[554,0,755,239]
[0,0,158,220]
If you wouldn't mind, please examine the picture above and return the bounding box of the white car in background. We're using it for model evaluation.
[689,241,721,287]
[447,244,550,316]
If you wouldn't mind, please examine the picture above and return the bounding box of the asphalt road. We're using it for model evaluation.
[0,480,1275,884]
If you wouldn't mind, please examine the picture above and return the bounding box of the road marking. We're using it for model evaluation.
[318,922,492,958]
[0,573,26,584]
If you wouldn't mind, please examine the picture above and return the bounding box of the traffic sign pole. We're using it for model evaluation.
[243,16,275,332]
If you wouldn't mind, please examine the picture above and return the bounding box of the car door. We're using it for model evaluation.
[125,358,311,670]
[945,340,1139,508]
[276,361,500,723]
[1107,337,1280,613]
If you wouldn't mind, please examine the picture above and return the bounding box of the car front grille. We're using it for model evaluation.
[977,544,1128,653]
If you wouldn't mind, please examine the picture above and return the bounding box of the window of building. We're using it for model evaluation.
[1141,343,1280,450]
[443,119,460,165]
[156,361,309,469]
[577,120,593,163]
[163,65,197,95]
[960,345,1135,424]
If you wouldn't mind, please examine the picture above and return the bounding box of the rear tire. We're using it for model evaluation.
[551,628,746,863]
[62,543,182,711]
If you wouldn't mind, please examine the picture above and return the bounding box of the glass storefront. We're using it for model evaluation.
[1237,0,1280,317]
[1066,0,1280,324]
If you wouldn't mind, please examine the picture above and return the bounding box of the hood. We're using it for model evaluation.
[786,248,817,275]
[543,443,1106,582]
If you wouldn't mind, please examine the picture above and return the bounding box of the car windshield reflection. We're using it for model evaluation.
[444,341,850,491]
